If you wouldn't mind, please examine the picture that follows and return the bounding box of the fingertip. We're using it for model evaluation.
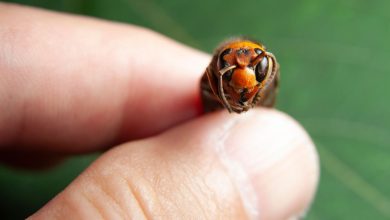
[221,109,319,219]
[0,4,211,152]
[160,108,319,219]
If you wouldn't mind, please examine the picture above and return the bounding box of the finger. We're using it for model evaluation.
[29,109,319,220]
[0,3,209,153]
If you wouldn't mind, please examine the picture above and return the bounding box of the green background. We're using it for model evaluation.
[1,0,390,219]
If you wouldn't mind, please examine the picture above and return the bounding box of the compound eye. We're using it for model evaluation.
[219,48,232,68]
[255,56,269,83]
[219,48,233,81]
[254,48,263,55]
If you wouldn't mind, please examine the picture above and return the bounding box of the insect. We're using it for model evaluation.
[200,37,280,113]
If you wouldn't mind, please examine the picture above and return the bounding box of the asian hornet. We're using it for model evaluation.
[201,38,280,113]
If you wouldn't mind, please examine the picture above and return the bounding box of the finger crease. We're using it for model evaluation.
[80,191,106,220]
[125,178,152,220]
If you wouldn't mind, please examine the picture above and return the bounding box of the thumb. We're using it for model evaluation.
[29,109,319,220]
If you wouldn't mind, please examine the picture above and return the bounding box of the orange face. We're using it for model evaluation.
[217,41,270,109]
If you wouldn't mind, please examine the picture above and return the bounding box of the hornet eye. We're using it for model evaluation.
[255,56,268,83]
[219,48,234,81]
[254,48,263,55]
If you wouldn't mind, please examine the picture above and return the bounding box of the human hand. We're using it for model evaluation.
[0,3,319,219]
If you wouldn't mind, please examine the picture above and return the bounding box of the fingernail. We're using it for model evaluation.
[215,109,318,220]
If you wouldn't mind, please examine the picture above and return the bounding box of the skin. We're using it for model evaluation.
[0,3,319,220]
